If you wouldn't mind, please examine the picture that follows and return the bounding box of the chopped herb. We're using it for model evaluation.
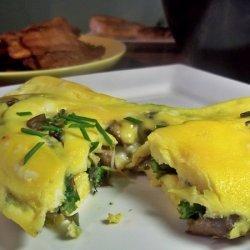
[79,126,91,141]
[68,113,97,123]
[89,141,99,153]
[21,127,46,138]
[68,123,79,128]
[23,142,45,164]
[59,113,113,146]
[41,125,62,133]
[178,200,206,220]
[41,125,63,142]
[61,175,80,215]
[49,110,67,127]
[124,116,143,125]
[59,113,94,127]
[95,121,113,146]
[155,124,167,129]
[240,111,250,118]
[68,123,95,128]
[150,159,177,179]
[55,113,113,146]
[68,124,96,143]
[150,159,160,173]
[16,111,33,116]
[88,165,111,193]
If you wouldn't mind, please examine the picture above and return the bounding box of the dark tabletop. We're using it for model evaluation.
[111,41,250,84]
[113,42,188,71]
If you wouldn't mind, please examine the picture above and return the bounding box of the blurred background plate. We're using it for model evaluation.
[0,35,126,85]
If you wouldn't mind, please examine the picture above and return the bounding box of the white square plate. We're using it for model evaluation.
[0,64,249,250]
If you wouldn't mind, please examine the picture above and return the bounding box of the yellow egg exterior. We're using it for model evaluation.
[148,119,250,238]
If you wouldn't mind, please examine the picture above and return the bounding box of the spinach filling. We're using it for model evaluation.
[178,200,206,220]
[87,164,111,194]
[150,159,177,179]
[61,175,80,215]
[45,175,81,238]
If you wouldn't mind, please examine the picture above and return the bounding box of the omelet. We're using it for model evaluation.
[147,118,250,239]
[0,75,174,237]
[0,75,250,239]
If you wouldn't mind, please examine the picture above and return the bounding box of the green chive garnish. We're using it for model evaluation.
[68,123,95,128]
[16,111,33,116]
[124,116,142,125]
[21,128,46,137]
[41,125,62,133]
[156,124,167,129]
[58,113,113,146]
[95,121,113,146]
[80,126,91,141]
[68,113,97,123]
[68,123,80,128]
[24,142,45,164]
[90,141,99,153]
[59,114,94,127]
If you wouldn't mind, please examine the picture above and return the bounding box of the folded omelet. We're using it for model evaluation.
[0,76,250,239]
[147,118,250,239]
[0,76,173,237]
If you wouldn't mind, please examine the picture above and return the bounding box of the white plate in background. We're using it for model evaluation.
[0,64,249,250]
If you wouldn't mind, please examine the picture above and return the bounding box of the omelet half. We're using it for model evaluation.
[147,118,250,239]
[0,76,173,237]
[1,76,250,239]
